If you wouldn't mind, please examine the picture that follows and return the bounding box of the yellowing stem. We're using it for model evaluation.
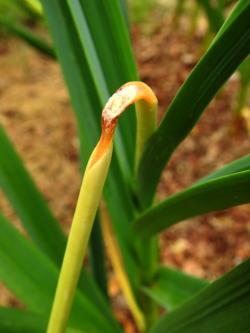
[101,206,146,332]
[46,81,157,333]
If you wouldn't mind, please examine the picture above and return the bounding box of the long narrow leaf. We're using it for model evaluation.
[40,0,139,290]
[197,154,250,184]
[142,266,208,311]
[150,259,250,333]
[216,0,249,38]
[0,213,122,333]
[0,308,45,333]
[77,0,138,174]
[0,125,65,265]
[135,170,250,237]
[137,0,250,207]
[67,0,132,178]
[0,126,121,318]
[0,307,84,333]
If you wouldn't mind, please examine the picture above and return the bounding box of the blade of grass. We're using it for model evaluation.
[137,0,250,207]
[150,259,250,333]
[135,170,250,237]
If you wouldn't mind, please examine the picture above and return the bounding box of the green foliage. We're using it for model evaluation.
[0,307,45,333]
[0,213,121,333]
[142,266,208,310]
[0,0,249,332]
[150,259,250,333]
[0,126,65,265]
[137,1,250,206]
[196,154,250,183]
[135,170,250,237]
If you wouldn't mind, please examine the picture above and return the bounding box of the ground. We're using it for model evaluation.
[0,11,249,332]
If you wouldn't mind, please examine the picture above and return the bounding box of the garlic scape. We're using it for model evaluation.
[46,81,158,333]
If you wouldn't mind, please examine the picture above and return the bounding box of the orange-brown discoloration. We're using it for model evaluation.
[88,118,117,168]
[88,81,157,169]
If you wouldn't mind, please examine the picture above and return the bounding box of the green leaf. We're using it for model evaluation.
[40,0,137,174]
[0,127,120,327]
[135,170,250,237]
[0,307,84,333]
[0,125,65,265]
[137,0,250,207]
[0,16,55,58]
[150,259,250,333]
[216,0,249,38]
[197,154,250,184]
[77,0,138,173]
[0,213,122,333]
[119,0,129,26]
[142,266,208,311]
[40,0,139,290]
[0,308,45,333]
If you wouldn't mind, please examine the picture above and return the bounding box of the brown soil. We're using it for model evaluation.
[0,13,249,332]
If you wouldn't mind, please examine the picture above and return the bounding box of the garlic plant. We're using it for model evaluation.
[0,1,249,333]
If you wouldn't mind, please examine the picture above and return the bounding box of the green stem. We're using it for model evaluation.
[137,236,159,328]
[47,81,158,333]
[46,144,113,333]
[135,96,159,329]
[101,207,146,332]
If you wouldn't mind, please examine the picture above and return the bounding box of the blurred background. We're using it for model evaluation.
[0,0,249,330]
